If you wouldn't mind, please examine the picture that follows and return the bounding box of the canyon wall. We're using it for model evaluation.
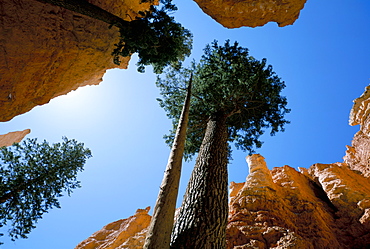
[227,157,370,249]
[0,0,154,121]
[76,85,370,248]
[344,85,370,177]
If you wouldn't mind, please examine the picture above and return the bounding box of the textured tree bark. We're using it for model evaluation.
[144,78,192,249]
[170,113,229,249]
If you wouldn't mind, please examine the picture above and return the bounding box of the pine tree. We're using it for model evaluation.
[156,40,290,248]
[35,0,192,73]
[0,137,92,243]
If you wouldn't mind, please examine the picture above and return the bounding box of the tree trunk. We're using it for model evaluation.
[34,0,130,28]
[144,77,192,249]
[170,113,229,249]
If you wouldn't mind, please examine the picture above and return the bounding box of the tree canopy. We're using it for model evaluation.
[113,0,193,73]
[157,40,290,159]
[0,137,92,243]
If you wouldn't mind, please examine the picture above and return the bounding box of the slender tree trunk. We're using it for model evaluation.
[144,77,192,249]
[170,113,229,249]
[34,0,130,28]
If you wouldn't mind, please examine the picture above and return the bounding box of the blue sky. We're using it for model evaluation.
[2,0,370,248]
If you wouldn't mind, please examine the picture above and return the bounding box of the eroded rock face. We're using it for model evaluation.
[0,0,154,121]
[227,155,341,249]
[0,129,31,147]
[228,156,370,248]
[75,207,151,249]
[308,163,370,247]
[344,85,370,177]
[192,0,307,28]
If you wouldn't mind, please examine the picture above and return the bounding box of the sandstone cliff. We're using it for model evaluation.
[227,156,370,249]
[0,0,154,121]
[344,85,370,178]
[76,86,370,248]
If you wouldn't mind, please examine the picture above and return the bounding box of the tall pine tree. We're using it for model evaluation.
[156,40,290,248]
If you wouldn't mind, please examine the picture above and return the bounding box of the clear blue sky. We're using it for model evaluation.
[2,0,370,248]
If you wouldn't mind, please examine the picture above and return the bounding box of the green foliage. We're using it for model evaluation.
[112,0,193,73]
[157,40,290,160]
[0,137,92,243]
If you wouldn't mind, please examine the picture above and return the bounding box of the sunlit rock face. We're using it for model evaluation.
[75,207,151,249]
[344,85,370,177]
[0,129,31,147]
[308,163,370,247]
[192,0,307,28]
[0,0,154,121]
[227,155,340,249]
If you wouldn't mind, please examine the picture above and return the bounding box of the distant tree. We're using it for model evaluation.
[35,0,192,73]
[144,75,192,249]
[156,40,290,248]
[0,137,92,243]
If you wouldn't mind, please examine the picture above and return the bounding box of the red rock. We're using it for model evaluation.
[0,129,31,147]
[344,85,370,177]
[75,207,151,249]
[192,0,307,28]
[0,0,154,121]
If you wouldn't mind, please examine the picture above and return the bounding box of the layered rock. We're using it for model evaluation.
[308,163,370,247]
[192,0,307,28]
[228,156,370,249]
[0,0,154,121]
[0,129,31,147]
[75,207,151,249]
[227,155,341,249]
[344,85,370,177]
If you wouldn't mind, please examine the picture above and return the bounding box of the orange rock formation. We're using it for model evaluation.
[75,207,151,249]
[0,0,154,122]
[227,156,370,248]
[76,85,370,248]
[344,85,370,177]
[0,129,31,147]
[192,0,307,28]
